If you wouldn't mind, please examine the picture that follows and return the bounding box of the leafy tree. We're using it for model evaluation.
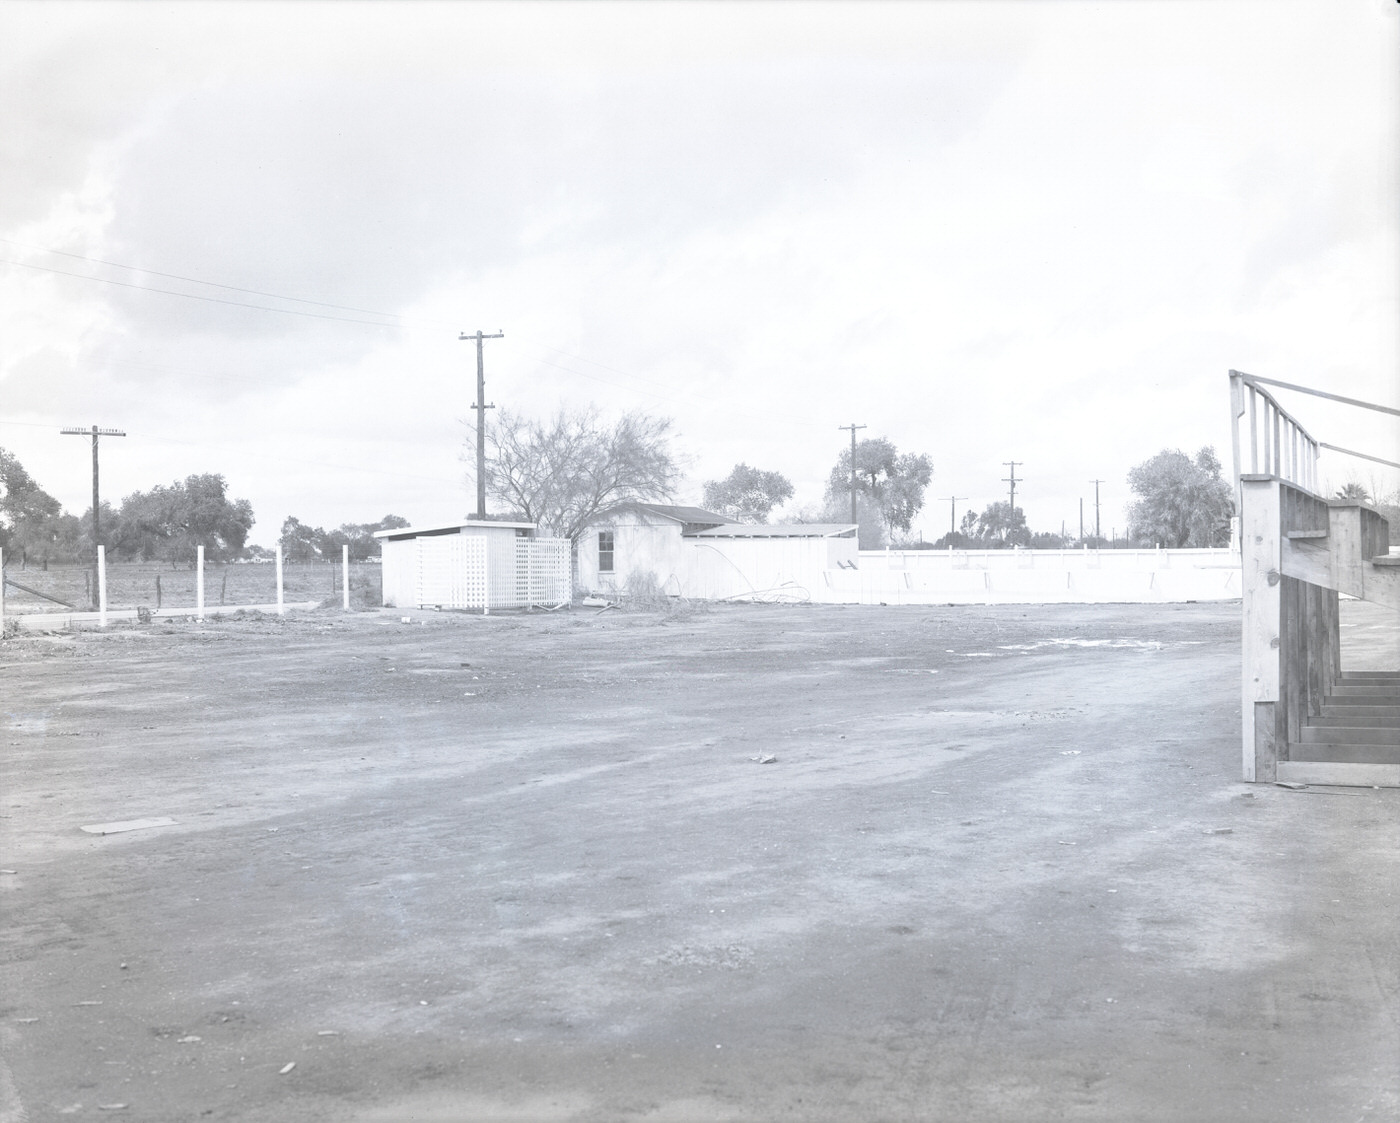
[481,407,679,542]
[116,474,254,565]
[0,447,67,566]
[825,438,933,543]
[1126,446,1233,548]
[701,463,794,523]
[969,500,1029,548]
[280,516,322,563]
[278,514,409,561]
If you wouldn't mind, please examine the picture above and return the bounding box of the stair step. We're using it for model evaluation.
[1299,725,1400,746]
[1326,686,1400,700]
[1339,671,1400,682]
[1319,705,1400,720]
[1287,743,1400,765]
[1309,713,1400,728]
[1372,555,1400,567]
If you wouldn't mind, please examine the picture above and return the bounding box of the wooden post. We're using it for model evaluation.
[196,544,205,620]
[1240,476,1282,782]
[342,544,350,610]
[98,544,108,628]
[1,547,5,634]
[276,545,285,615]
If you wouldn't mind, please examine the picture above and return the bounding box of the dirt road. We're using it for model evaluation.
[2,603,1396,1122]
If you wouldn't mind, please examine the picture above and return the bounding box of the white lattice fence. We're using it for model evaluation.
[415,535,487,608]
[513,538,571,607]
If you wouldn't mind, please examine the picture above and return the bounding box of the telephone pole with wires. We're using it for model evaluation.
[838,423,867,525]
[61,424,125,603]
[1002,461,1022,521]
[1090,479,1104,542]
[460,330,504,519]
[940,496,967,540]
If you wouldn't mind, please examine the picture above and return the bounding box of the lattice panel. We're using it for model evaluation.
[415,535,487,608]
[513,538,571,606]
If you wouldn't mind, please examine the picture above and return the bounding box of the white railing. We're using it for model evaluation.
[1229,369,1320,494]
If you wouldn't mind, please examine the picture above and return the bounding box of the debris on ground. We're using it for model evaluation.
[1202,827,1234,835]
[750,754,777,764]
[1276,781,1309,790]
[279,1062,296,1075]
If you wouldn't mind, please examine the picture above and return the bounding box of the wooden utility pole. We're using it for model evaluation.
[1090,479,1104,542]
[940,495,967,539]
[1002,461,1022,519]
[838,423,866,525]
[61,424,125,605]
[460,330,504,519]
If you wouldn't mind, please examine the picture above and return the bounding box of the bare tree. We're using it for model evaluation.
[480,407,680,541]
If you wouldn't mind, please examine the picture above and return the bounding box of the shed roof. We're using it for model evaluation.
[373,519,536,540]
[625,503,732,525]
[690,523,857,539]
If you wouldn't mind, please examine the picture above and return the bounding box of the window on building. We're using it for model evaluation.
[598,531,614,573]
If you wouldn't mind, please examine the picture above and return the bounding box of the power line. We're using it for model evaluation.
[0,258,405,328]
[0,237,448,322]
[1089,478,1105,541]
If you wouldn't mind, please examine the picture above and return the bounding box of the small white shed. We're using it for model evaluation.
[577,503,857,601]
[374,520,570,610]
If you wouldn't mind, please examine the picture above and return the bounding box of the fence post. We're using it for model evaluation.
[342,544,350,610]
[197,544,205,620]
[0,547,5,634]
[98,545,108,627]
[276,545,285,615]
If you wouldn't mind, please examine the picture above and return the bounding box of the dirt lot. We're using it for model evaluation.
[1,602,1396,1122]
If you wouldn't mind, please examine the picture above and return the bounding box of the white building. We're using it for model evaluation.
[577,503,858,602]
[374,520,570,610]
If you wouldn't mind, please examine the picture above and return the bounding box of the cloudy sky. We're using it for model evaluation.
[2,0,1397,546]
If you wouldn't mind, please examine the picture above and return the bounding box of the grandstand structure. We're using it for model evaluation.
[1229,370,1399,787]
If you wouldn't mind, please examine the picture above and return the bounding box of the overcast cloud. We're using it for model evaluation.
[2,0,1396,545]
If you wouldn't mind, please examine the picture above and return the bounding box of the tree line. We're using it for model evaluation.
[6,415,1390,568]
[476,407,1278,550]
[0,447,407,569]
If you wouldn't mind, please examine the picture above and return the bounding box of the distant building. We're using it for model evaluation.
[577,503,858,602]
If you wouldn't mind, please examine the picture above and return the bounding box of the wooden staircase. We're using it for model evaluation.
[1280,671,1400,786]
[1230,369,1398,787]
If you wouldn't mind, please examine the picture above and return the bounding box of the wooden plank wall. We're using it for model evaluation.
[1241,475,1340,782]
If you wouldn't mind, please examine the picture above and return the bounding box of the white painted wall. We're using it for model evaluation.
[817,547,1242,604]
[577,515,858,601]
